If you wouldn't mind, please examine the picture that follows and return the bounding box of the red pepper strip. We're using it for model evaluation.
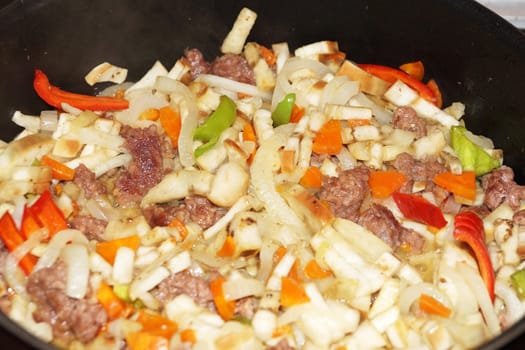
[453,211,495,302]
[30,190,67,237]
[392,192,447,229]
[33,69,129,111]
[20,205,42,240]
[358,64,437,105]
[0,212,38,275]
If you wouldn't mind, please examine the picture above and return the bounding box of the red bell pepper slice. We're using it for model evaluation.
[20,205,42,240]
[0,212,38,275]
[392,192,447,229]
[33,69,129,111]
[30,190,67,237]
[453,211,495,302]
[358,64,437,105]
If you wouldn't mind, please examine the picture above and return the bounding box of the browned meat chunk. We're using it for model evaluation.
[184,48,211,80]
[69,215,107,241]
[482,166,525,210]
[114,125,163,207]
[392,106,427,138]
[234,297,259,320]
[151,270,215,308]
[26,262,107,344]
[358,204,425,252]
[319,166,370,221]
[143,195,225,229]
[73,164,106,199]
[391,152,446,183]
[211,53,255,84]
[513,209,525,225]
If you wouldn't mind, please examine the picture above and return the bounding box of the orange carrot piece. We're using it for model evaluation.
[346,118,371,128]
[210,277,236,321]
[280,150,295,174]
[419,293,451,318]
[433,171,476,200]
[180,329,197,344]
[312,120,343,155]
[399,61,425,81]
[273,245,287,264]
[40,155,75,181]
[96,235,141,265]
[259,44,276,67]
[168,218,189,240]
[280,276,310,307]
[137,310,178,338]
[138,108,160,121]
[96,281,127,320]
[126,331,169,350]
[159,106,181,148]
[427,79,443,109]
[369,170,407,199]
[289,104,305,123]
[299,166,322,188]
[217,236,236,257]
[304,259,333,279]
[242,122,256,142]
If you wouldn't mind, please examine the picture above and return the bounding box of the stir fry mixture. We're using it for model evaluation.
[2,7,525,350]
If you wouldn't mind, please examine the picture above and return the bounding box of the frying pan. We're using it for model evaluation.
[0,0,525,348]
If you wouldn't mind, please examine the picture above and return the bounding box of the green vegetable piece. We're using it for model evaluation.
[194,136,219,158]
[271,93,296,127]
[511,269,525,298]
[113,284,131,302]
[450,126,500,176]
[194,95,237,142]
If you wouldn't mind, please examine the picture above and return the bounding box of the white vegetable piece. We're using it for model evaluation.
[494,219,520,265]
[125,60,168,94]
[84,62,128,86]
[129,266,170,300]
[62,243,90,299]
[294,40,339,59]
[221,7,257,54]
[208,162,250,207]
[252,309,277,341]
[112,246,135,284]
[324,104,372,121]
[383,80,419,106]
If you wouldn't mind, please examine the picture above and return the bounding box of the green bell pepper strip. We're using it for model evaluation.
[450,126,500,176]
[193,95,237,157]
[272,93,296,126]
[511,269,525,298]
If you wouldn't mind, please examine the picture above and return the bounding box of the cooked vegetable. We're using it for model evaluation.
[299,166,322,188]
[433,170,476,200]
[271,93,296,126]
[450,126,500,176]
[368,170,407,199]
[280,276,310,307]
[210,276,236,321]
[511,269,525,298]
[312,120,343,155]
[33,69,129,111]
[30,190,67,237]
[0,212,38,275]
[159,106,181,148]
[193,95,236,157]
[40,155,75,181]
[399,60,424,81]
[392,192,447,228]
[418,293,451,318]
[96,235,141,265]
[453,211,495,301]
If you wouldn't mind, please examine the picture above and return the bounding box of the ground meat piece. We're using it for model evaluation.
[268,339,295,350]
[69,215,107,241]
[184,48,211,80]
[143,196,225,229]
[460,205,491,218]
[73,164,106,199]
[211,54,255,84]
[26,261,107,344]
[234,297,259,320]
[114,125,164,207]
[482,166,525,210]
[440,195,462,215]
[391,153,446,183]
[319,166,370,222]
[392,106,427,138]
[151,270,215,308]
[358,204,425,252]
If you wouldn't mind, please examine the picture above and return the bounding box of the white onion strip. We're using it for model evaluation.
[33,229,89,272]
[250,133,309,235]
[196,74,272,101]
[61,243,89,299]
[457,263,501,337]
[495,281,524,325]
[398,282,452,315]
[5,228,48,294]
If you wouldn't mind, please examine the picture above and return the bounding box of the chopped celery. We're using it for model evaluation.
[450,126,499,176]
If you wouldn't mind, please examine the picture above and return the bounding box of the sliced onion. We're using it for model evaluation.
[398,282,452,315]
[94,153,132,178]
[61,243,89,299]
[85,198,108,221]
[223,277,265,301]
[273,57,331,110]
[457,262,501,337]
[99,82,134,97]
[319,76,359,107]
[5,228,48,294]
[196,74,272,101]
[250,132,309,236]
[495,280,524,326]
[129,266,170,300]
[336,147,357,170]
[33,229,89,272]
